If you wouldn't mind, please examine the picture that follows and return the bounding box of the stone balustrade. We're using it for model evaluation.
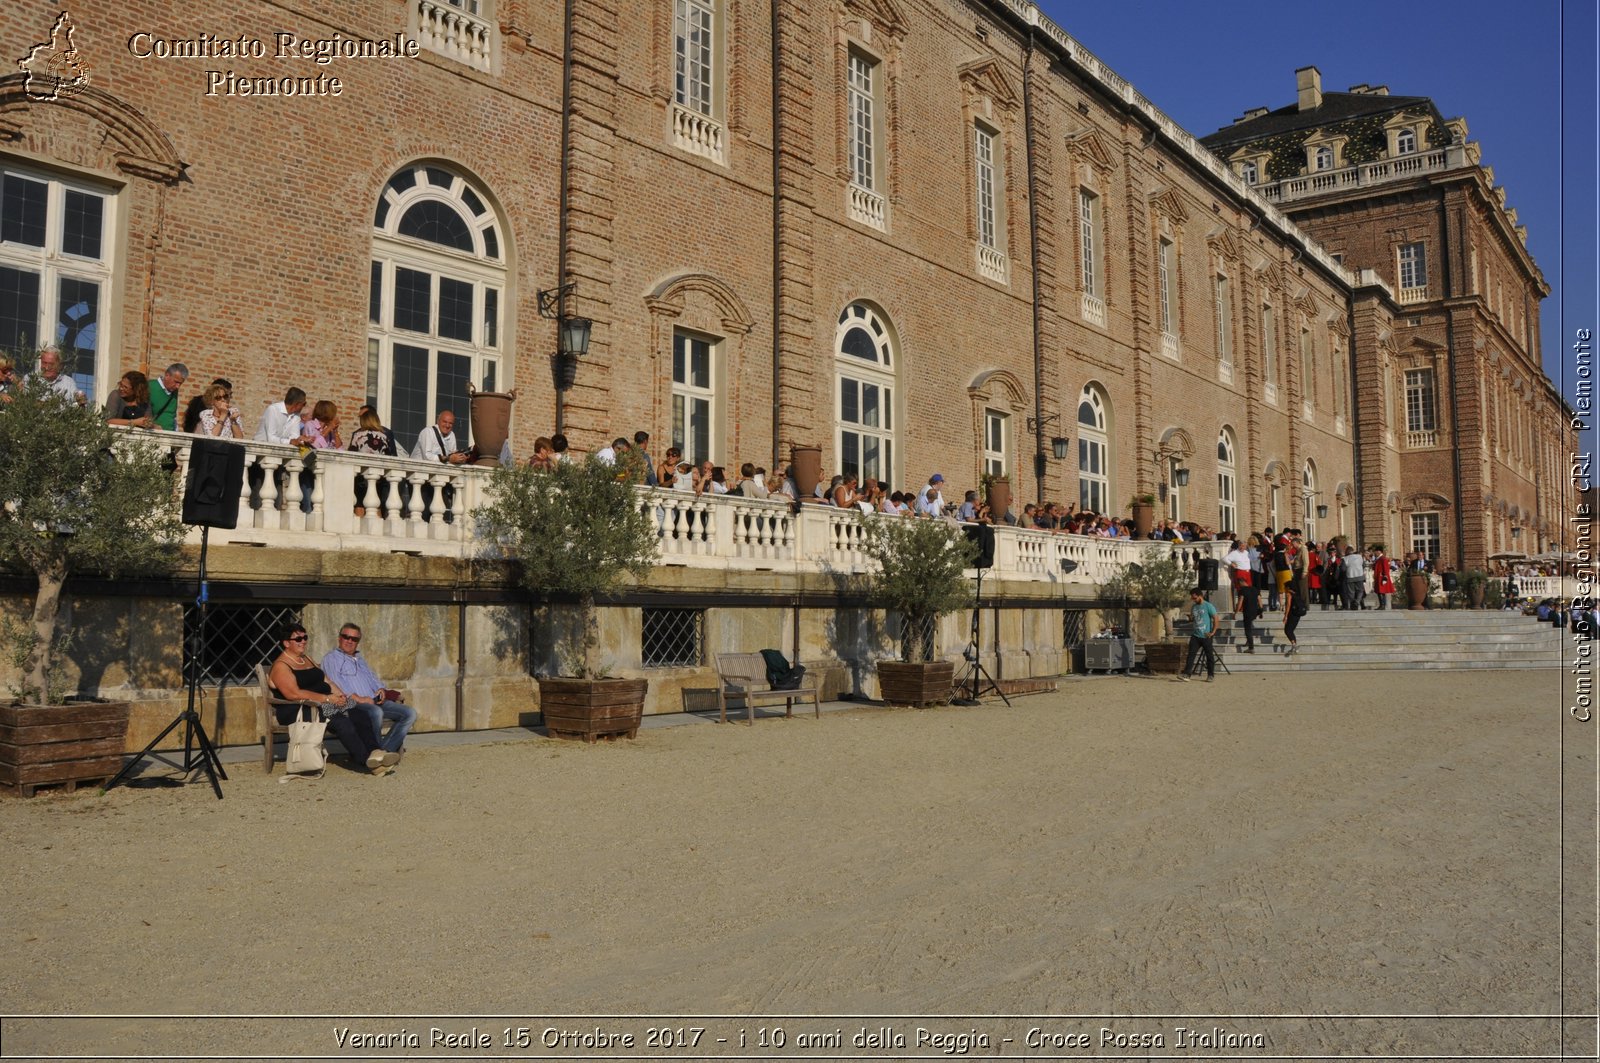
[134,431,1228,587]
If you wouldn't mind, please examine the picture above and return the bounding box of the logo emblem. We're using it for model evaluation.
[19,12,92,101]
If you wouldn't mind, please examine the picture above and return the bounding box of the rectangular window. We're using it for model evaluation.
[1214,275,1232,369]
[393,267,432,333]
[1399,242,1428,291]
[1217,470,1236,536]
[673,0,715,117]
[975,125,998,250]
[1410,512,1441,562]
[1158,238,1175,337]
[642,607,704,668]
[672,330,715,464]
[1300,328,1314,412]
[1262,305,1278,390]
[847,51,876,191]
[0,168,114,402]
[1078,189,1099,298]
[983,409,1007,477]
[1405,368,1437,433]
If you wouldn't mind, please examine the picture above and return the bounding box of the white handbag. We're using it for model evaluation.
[284,706,328,777]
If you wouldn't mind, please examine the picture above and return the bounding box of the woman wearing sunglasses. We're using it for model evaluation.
[268,622,397,774]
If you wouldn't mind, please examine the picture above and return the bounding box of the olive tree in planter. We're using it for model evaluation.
[856,512,978,706]
[0,375,183,794]
[1100,547,1193,674]
[477,453,659,741]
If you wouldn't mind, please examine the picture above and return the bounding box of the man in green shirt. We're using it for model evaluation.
[1178,586,1218,682]
[147,362,188,430]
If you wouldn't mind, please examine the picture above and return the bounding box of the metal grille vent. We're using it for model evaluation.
[1062,609,1087,649]
[642,607,704,668]
[183,604,303,687]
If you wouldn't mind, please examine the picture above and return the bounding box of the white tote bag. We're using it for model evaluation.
[284,707,328,777]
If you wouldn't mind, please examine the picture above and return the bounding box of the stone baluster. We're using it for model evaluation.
[257,456,282,528]
[282,456,306,532]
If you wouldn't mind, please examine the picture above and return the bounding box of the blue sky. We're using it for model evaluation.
[1034,0,1596,414]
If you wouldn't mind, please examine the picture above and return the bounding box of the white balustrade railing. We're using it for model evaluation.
[128,430,1228,589]
[416,0,492,72]
[848,184,887,231]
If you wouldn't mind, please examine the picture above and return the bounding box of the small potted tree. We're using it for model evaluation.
[1460,569,1490,609]
[477,452,659,740]
[857,512,978,706]
[1101,547,1193,674]
[0,374,183,794]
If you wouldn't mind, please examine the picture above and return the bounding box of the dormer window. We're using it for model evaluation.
[1240,160,1258,185]
[1314,145,1334,171]
[1395,128,1417,155]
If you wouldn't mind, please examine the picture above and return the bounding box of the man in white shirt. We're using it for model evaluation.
[1223,538,1252,611]
[1341,546,1368,611]
[413,410,469,464]
[29,347,85,406]
[914,473,946,517]
[595,437,630,466]
[254,386,312,445]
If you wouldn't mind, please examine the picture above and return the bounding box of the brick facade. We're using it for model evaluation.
[7,1,1415,546]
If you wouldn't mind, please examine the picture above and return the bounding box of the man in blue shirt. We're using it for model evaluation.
[320,622,416,757]
[1178,586,1218,682]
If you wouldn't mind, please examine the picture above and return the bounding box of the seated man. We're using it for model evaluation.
[319,622,416,757]
[413,410,470,464]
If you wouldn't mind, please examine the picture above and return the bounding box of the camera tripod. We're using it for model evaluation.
[951,568,1010,706]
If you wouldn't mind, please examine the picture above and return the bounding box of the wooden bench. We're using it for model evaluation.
[714,653,820,725]
[255,662,318,773]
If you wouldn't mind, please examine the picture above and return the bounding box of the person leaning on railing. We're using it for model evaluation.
[193,381,244,438]
[104,369,153,428]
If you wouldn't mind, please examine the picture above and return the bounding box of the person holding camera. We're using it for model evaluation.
[412,410,471,464]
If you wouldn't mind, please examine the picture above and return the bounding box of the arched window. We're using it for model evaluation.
[1395,128,1417,155]
[1077,384,1110,514]
[1302,459,1318,541]
[1240,160,1258,185]
[834,302,896,484]
[1314,145,1334,171]
[369,162,507,451]
[1217,428,1237,534]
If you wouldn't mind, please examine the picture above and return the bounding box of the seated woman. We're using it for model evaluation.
[268,623,397,774]
[193,381,244,438]
[104,370,153,427]
[305,399,343,449]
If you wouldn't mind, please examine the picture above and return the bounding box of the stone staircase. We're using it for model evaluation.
[1189,607,1571,671]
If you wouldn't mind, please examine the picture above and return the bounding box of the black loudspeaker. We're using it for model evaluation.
[182,438,246,529]
[1197,557,1219,591]
[963,524,996,569]
[1442,571,1459,592]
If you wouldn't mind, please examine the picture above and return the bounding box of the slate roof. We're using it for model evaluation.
[1200,92,1446,154]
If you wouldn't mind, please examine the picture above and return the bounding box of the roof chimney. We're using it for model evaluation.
[1296,65,1323,111]
[1234,106,1270,125]
[1348,83,1369,94]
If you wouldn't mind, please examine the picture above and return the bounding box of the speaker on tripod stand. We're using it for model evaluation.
[105,439,244,798]
[952,524,1011,707]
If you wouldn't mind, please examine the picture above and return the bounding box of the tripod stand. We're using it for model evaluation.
[103,525,228,798]
[951,567,1010,706]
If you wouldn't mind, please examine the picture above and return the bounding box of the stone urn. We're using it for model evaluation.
[467,384,516,466]
[1407,572,1429,610]
[790,445,822,500]
[1131,500,1156,540]
[985,477,1011,522]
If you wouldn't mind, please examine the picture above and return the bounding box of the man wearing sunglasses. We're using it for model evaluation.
[320,622,416,759]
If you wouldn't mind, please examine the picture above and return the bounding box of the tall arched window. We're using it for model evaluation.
[1077,384,1110,514]
[1395,128,1416,155]
[1217,428,1237,534]
[834,302,896,484]
[1302,459,1318,541]
[369,162,507,451]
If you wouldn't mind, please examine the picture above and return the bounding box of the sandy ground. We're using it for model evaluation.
[0,669,1593,1060]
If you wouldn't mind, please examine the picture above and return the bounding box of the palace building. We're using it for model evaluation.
[0,1,1575,733]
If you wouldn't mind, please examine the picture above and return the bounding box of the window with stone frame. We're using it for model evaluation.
[1313,145,1334,171]
[1410,511,1441,562]
[1240,160,1258,185]
[1157,236,1177,352]
[835,302,896,485]
[1404,367,1437,436]
[671,0,725,163]
[1301,460,1318,542]
[1077,385,1110,514]
[672,328,716,465]
[368,163,506,453]
[1214,273,1233,375]
[1398,242,1428,294]
[983,408,1008,478]
[0,163,115,403]
[1078,188,1102,299]
[845,48,886,230]
[1216,428,1237,535]
[1261,303,1279,400]
[1395,128,1417,155]
[974,121,1007,282]
[1299,326,1315,418]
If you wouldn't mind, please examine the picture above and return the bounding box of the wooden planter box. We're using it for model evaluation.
[878,660,956,707]
[1142,642,1186,675]
[538,678,648,742]
[0,701,130,797]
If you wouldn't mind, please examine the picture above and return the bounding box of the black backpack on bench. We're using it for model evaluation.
[759,649,807,690]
